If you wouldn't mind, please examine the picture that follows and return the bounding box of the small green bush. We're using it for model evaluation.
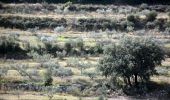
[56,50,66,60]
[140,3,148,10]
[146,22,156,29]
[42,61,60,69]
[64,40,73,54]
[44,69,53,86]
[146,11,158,22]
[165,47,170,57]
[83,71,97,80]
[127,14,136,23]
[44,41,61,56]
[75,38,84,51]
[0,35,23,54]
[27,50,53,62]
[53,67,73,78]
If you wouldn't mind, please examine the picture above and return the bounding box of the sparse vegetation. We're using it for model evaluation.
[0,2,170,100]
[98,36,165,93]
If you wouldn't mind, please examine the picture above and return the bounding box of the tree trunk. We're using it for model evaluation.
[127,77,132,87]
[134,74,138,87]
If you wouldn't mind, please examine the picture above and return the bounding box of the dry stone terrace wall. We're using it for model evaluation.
[1,4,170,13]
[0,83,87,93]
[1,0,170,5]
[0,15,169,32]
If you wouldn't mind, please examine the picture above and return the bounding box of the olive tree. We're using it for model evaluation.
[98,36,165,88]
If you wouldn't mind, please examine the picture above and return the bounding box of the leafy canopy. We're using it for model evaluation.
[98,36,165,87]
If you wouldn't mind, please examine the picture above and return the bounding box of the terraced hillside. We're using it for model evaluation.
[0,3,170,100]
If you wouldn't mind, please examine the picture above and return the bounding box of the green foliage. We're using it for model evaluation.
[146,11,158,22]
[53,67,73,78]
[2,0,169,5]
[56,50,66,60]
[0,16,66,30]
[44,68,53,86]
[140,3,148,10]
[27,50,53,62]
[127,14,136,23]
[64,40,73,54]
[44,41,61,56]
[98,36,165,90]
[75,38,84,51]
[42,61,60,69]
[93,42,103,54]
[83,71,97,80]
[0,34,23,54]
[168,12,170,18]
[98,95,105,100]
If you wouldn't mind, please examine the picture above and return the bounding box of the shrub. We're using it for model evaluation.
[67,57,79,67]
[155,18,167,31]
[98,95,105,100]
[140,3,148,10]
[26,69,39,76]
[98,36,165,91]
[164,47,170,57]
[155,67,169,76]
[0,35,22,54]
[44,68,53,86]
[168,12,170,19]
[146,11,158,22]
[127,14,136,23]
[75,38,84,51]
[27,50,53,62]
[93,42,103,54]
[54,26,65,33]
[56,50,66,60]
[83,71,97,80]
[42,61,60,69]
[0,16,67,30]
[0,2,3,9]
[64,40,73,54]
[77,62,88,75]
[146,22,156,29]
[53,67,73,78]
[44,41,61,56]
[0,68,7,78]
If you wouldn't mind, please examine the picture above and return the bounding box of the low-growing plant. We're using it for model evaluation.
[98,95,105,100]
[56,50,67,60]
[44,68,53,86]
[0,68,8,78]
[127,14,136,23]
[140,3,148,10]
[44,41,61,56]
[77,62,88,75]
[26,69,39,76]
[146,22,156,29]
[53,67,73,78]
[0,34,23,54]
[54,26,65,34]
[11,63,36,81]
[83,71,97,80]
[64,40,74,55]
[42,61,60,69]
[93,42,104,55]
[146,11,158,22]
[67,57,79,67]
[46,86,55,100]
[27,50,53,62]
[75,38,84,51]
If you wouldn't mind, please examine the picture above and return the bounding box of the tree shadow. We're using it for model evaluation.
[127,81,170,100]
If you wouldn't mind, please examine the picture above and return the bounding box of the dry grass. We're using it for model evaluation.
[0,91,79,100]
